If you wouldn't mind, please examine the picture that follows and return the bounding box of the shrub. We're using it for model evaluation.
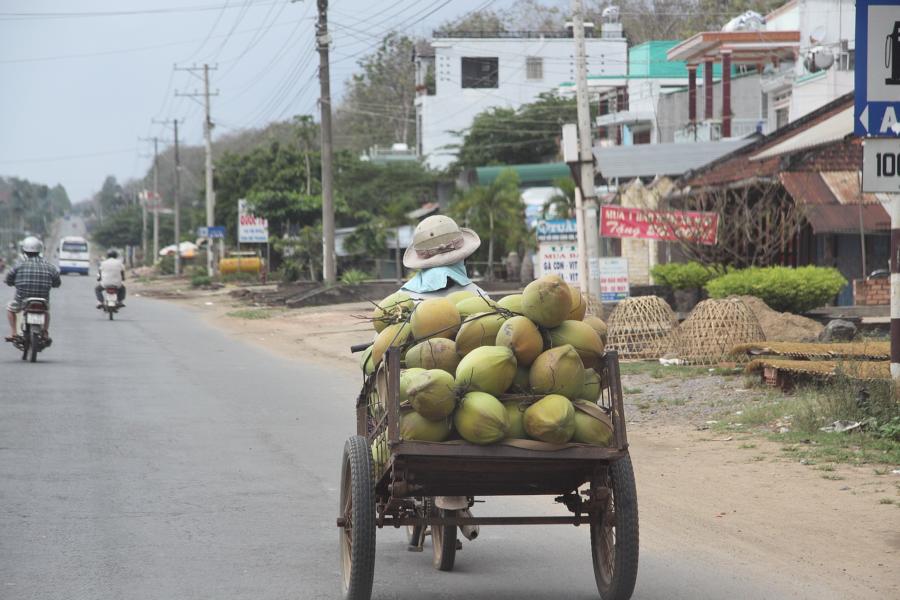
[651,262,718,290]
[280,260,302,283]
[157,255,175,275]
[705,266,846,313]
[191,275,212,288]
[340,269,369,286]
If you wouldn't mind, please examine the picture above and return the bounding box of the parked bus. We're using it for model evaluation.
[58,236,90,275]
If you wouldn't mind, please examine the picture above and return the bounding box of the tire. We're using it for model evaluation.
[591,454,639,600]
[28,327,39,363]
[431,508,458,572]
[108,309,114,321]
[20,332,29,361]
[339,436,376,600]
[406,524,423,547]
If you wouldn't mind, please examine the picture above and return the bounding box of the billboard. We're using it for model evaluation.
[238,199,268,244]
[600,206,718,245]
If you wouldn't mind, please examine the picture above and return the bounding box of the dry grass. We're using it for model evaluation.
[745,359,891,380]
[732,341,889,361]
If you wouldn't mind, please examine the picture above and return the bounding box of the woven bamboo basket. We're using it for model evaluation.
[606,296,679,359]
[678,298,764,365]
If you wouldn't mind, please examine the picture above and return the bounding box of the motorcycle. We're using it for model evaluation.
[101,286,120,320]
[10,297,50,362]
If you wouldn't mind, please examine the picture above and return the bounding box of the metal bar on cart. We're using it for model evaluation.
[386,348,401,444]
[606,351,628,450]
[381,516,587,527]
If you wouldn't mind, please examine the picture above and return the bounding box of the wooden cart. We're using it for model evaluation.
[338,347,638,600]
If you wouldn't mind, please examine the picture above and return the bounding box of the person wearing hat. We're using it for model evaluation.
[400,215,484,299]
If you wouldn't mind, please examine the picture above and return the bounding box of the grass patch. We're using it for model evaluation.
[624,386,643,395]
[738,443,757,449]
[751,455,767,462]
[226,308,277,320]
[619,361,719,379]
[821,474,845,481]
[879,498,895,505]
[816,464,836,472]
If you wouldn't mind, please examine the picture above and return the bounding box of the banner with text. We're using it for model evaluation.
[238,199,269,244]
[537,241,580,285]
[601,206,718,245]
[599,257,629,302]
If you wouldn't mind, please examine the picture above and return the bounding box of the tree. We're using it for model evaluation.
[451,169,529,281]
[542,177,576,219]
[91,205,143,248]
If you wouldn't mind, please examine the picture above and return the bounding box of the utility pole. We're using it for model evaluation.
[317,0,336,284]
[176,64,219,277]
[152,137,160,264]
[174,118,181,277]
[572,0,601,301]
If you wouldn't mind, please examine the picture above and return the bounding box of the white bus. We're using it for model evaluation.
[58,236,90,275]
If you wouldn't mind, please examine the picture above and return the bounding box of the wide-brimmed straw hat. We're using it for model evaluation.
[403,215,481,269]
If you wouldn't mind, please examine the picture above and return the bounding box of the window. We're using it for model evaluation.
[62,242,88,253]
[775,107,789,129]
[526,57,543,80]
[461,57,498,88]
[761,92,768,120]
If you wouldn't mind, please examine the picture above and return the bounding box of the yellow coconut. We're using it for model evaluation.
[455,346,517,396]
[404,338,460,373]
[372,322,412,366]
[372,291,415,333]
[572,400,614,445]
[565,284,587,321]
[581,368,603,403]
[495,315,544,366]
[583,315,608,346]
[503,400,527,439]
[524,394,576,443]
[549,320,605,368]
[522,274,572,328]
[399,368,427,403]
[454,391,509,444]
[529,344,585,400]
[410,297,461,341]
[400,409,453,442]
[456,312,507,356]
[455,295,498,319]
[497,293,523,314]
[447,289,477,305]
[407,369,457,421]
[360,345,375,375]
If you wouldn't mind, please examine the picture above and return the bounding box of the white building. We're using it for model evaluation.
[414,26,627,170]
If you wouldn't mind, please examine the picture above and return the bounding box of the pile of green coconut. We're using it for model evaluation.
[360,274,613,456]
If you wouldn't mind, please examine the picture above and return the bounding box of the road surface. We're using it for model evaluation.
[1,241,857,599]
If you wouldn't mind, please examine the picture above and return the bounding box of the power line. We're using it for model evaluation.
[0,1,279,20]
[0,148,136,164]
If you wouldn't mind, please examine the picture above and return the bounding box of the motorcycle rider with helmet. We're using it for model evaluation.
[95,249,126,308]
[5,236,61,342]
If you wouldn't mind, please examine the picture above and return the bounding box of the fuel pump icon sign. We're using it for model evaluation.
[887,21,900,85]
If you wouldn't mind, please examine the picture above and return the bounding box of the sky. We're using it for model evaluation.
[0,0,518,203]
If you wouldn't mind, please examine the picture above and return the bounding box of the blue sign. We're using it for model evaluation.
[855,0,900,137]
[207,226,226,239]
[536,219,578,241]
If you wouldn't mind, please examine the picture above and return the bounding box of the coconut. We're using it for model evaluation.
[407,369,457,421]
[509,365,531,393]
[522,275,572,328]
[360,345,375,375]
[456,295,498,319]
[529,344,585,400]
[566,284,587,321]
[572,400,614,445]
[455,346,517,396]
[580,368,603,403]
[583,315,608,346]
[495,315,544,366]
[454,391,509,444]
[399,368,427,403]
[410,298,461,341]
[404,338,460,373]
[400,408,453,442]
[456,312,507,356]
[372,291,414,333]
[447,289,477,305]
[524,394,576,443]
[549,320,605,368]
[372,322,412,366]
[503,399,527,439]
[497,293,523,314]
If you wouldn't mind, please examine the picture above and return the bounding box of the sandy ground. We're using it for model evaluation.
[134,280,900,598]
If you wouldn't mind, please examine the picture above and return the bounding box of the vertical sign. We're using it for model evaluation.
[599,257,629,302]
[238,199,269,243]
[855,0,900,137]
[537,241,580,285]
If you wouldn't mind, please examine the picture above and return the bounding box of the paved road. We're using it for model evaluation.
[1,247,840,598]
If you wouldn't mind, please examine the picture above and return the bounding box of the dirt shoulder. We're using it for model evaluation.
[133,279,900,598]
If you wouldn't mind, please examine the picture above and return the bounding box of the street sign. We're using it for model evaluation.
[207,226,225,239]
[537,241,579,285]
[196,226,208,238]
[599,258,629,302]
[237,199,268,243]
[863,138,900,192]
[855,0,900,137]
[536,219,578,241]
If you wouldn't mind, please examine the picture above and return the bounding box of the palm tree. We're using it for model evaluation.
[541,177,576,219]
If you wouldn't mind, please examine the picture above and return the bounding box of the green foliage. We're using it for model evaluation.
[876,417,900,442]
[542,177,576,219]
[157,255,175,275]
[91,205,143,248]
[0,177,70,243]
[279,260,302,283]
[191,275,212,288]
[340,269,369,286]
[705,266,847,313]
[651,262,719,290]
[273,225,322,281]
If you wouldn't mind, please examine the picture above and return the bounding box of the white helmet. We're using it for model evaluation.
[22,236,43,254]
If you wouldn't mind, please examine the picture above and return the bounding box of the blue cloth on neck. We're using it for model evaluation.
[401,262,471,294]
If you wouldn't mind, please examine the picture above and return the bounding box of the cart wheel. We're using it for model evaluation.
[591,454,639,600]
[431,508,457,571]
[339,436,376,600]
[406,525,423,547]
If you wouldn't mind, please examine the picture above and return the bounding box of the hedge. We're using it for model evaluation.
[705,266,847,313]
[651,262,719,290]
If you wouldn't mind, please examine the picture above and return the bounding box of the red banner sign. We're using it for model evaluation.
[600,206,719,245]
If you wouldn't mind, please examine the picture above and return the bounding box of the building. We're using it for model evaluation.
[414,25,627,169]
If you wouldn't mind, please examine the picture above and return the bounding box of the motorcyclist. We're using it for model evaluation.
[95,249,126,308]
[5,236,61,342]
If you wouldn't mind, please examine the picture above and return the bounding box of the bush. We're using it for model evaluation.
[705,266,846,313]
[191,275,212,288]
[157,255,175,275]
[651,262,718,290]
[280,260,302,283]
[340,269,369,286]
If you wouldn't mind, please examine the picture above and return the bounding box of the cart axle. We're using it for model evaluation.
[357,515,590,527]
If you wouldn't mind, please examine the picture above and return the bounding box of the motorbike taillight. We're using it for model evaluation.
[25,304,46,312]
[106,288,118,293]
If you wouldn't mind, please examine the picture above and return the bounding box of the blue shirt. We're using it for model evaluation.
[401,262,472,294]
